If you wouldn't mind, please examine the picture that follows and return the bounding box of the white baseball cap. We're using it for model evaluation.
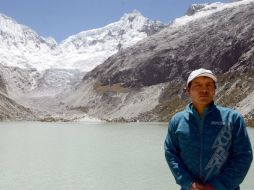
[187,68,217,86]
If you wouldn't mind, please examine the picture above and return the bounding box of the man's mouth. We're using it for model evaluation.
[199,95,209,98]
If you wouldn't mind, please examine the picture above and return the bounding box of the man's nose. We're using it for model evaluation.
[200,86,209,92]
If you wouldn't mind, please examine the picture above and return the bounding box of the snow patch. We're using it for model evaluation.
[74,115,105,122]
[172,0,254,27]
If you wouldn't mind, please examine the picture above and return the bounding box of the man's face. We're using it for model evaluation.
[187,76,216,107]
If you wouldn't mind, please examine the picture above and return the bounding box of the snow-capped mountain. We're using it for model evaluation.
[55,10,166,71]
[172,0,253,27]
[0,9,165,100]
[0,10,165,72]
[0,9,166,120]
[0,14,57,70]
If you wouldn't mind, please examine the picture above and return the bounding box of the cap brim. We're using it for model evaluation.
[196,73,217,82]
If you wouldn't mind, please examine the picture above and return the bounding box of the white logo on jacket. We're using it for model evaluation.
[204,123,233,182]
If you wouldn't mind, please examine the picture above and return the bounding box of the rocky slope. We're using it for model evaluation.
[62,0,254,125]
[0,72,36,120]
[0,93,37,121]
[0,75,6,95]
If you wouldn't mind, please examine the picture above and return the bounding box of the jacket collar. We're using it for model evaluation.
[186,101,216,115]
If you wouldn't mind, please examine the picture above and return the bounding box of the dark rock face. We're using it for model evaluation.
[0,75,6,94]
[185,4,207,16]
[85,2,254,88]
[0,93,37,121]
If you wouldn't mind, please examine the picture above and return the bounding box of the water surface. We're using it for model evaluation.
[0,122,253,190]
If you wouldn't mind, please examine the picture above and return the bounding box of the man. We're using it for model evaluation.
[164,68,253,190]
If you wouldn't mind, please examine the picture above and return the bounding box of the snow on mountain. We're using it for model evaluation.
[33,69,84,97]
[54,10,165,71]
[185,2,227,16]
[173,0,254,27]
[0,10,165,72]
[0,14,57,71]
[0,14,57,48]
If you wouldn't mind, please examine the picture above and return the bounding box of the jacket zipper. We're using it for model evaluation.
[199,109,211,182]
[198,108,208,181]
[191,104,213,182]
[199,117,204,180]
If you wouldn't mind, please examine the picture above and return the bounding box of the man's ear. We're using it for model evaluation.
[184,86,190,95]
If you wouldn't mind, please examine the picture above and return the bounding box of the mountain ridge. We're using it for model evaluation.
[0,10,166,72]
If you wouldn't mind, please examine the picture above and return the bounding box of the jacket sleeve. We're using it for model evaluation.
[210,115,253,190]
[164,117,194,190]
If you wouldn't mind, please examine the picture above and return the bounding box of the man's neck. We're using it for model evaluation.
[192,103,211,117]
[195,106,205,117]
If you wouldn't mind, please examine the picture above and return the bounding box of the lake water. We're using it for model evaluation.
[0,122,253,190]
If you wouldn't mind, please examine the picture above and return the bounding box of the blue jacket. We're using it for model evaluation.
[164,103,253,190]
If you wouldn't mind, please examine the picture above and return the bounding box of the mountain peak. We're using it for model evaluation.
[185,4,208,16]
[1,9,165,72]
[120,10,147,22]
[0,13,20,34]
[185,2,224,16]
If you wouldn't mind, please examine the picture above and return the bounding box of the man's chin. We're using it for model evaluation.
[197,99,213,105]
